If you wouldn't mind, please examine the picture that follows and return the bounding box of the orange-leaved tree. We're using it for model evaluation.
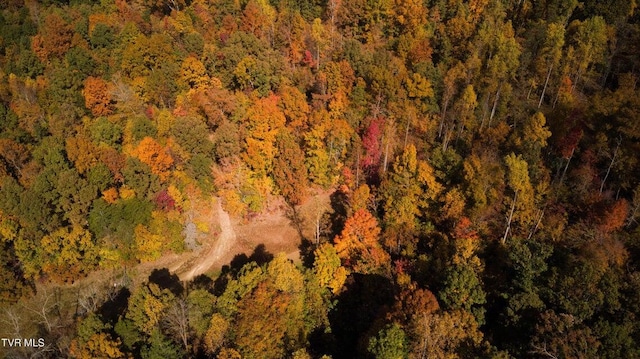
[133,137,174,181]
[273,130,308,205]
[83,77,114,116]
[31,12,73,61]
[334,209,390,274]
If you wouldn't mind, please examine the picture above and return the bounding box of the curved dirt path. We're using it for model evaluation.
[179,199,236,281]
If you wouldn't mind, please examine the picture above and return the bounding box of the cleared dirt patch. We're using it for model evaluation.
[173,190,333,279]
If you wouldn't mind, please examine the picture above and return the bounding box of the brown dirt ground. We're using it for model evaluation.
[177,189,333,278]
[146,190,331,280]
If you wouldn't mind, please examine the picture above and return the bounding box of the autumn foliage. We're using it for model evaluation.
[334,209,390,274]
[83,77,114,116]
[1,1,640,358]
[133,137,174,181]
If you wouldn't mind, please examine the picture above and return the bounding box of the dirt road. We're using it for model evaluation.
[179,199,237,281]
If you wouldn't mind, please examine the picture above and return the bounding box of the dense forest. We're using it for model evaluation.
[1,0,640,358]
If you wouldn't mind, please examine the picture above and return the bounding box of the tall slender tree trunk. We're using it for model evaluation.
[600,137,621,194]
[502,191,518,244]
[552,81,561,109]
[403,116,410,150]
[538,64,553,108]
[572,67,583,93]
[439,98,450,138]
[442,122,455,152]
[626,200,640,228]
[559,147,575,186]
[489,86,501,123]
[528,209,544,240]
[382,140,390,174]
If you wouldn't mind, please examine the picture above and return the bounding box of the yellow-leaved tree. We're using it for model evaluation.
[313,242,348,294]
[39,226,99,283]
[503,153,536,243]
[241,94,286,178]
[380,144,442,254]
